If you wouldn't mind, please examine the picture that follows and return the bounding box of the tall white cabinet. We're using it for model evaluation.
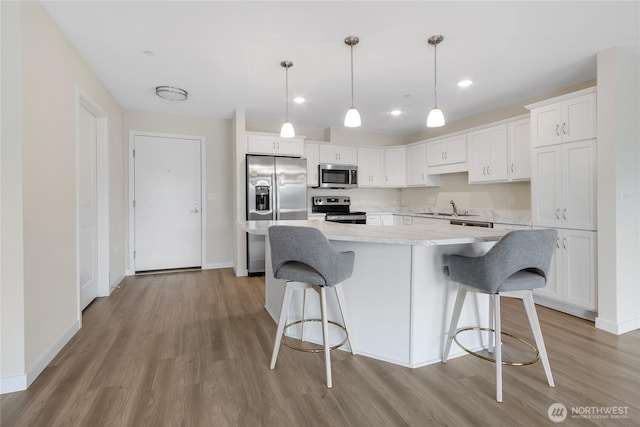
[527,87,598,317]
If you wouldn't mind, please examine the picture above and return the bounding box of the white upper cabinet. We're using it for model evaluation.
[467,124,508,183]
[528,88,596,148]
[507,118,531,181]
[531,139,596,231]
[384,146,406,187]
[426,135,467,167]
[304,142,320,187]
[319,144,358,165]
[246,132,304,156]
[406,143,439,187]
[357,147,385,187]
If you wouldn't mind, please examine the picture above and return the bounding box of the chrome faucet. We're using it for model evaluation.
[450,200,458,216]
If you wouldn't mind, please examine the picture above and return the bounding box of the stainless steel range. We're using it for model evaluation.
[311,196,366,224]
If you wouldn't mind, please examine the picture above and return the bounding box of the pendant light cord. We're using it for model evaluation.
[433,43,438,108]
[285,67,289,122]
[350,45,355,108]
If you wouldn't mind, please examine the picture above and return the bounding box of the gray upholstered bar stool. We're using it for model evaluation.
[268,225,356,388]
[442,229,557,402]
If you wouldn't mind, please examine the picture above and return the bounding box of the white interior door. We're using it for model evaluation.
[134,135,202,272]
[78,105,98,309]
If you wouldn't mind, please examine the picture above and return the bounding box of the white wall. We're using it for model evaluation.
[1,0,26,386]
[123,110,234,269]
[595,47,640,334]
[1,2,126,392]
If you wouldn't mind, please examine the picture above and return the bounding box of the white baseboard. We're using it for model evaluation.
[595,316,640,335]
[1,319,80,395]
[202,262,233,270]
[234,267,248,277]
[110,274,125,291]
[0,374,28,394]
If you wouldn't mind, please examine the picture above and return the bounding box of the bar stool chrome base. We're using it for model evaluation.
[282,319,349,353]
[453,327,540,366]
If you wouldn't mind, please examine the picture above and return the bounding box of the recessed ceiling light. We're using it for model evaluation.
[390,110,402,116]
[293,97,305,104]
[457,79,473,88]
[142,50,156,57]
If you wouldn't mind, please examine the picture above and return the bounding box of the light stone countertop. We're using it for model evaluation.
[239,220,506,246]
[356,206,531,226]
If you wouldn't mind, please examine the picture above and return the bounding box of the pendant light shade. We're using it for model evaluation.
[344,36,361,128]
[280,122,295,138]
[427,107,445,128]
[426,35,445,128]
[280,60,295,138]
[344,107,361,128]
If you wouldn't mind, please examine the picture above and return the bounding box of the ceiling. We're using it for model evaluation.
[41,1,639,135]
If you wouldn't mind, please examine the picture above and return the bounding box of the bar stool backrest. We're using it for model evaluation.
[268,226,355,287]
[448,229,558,294]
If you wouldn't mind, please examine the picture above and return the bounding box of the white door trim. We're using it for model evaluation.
[128,131,207,275]
[75,86,109,322]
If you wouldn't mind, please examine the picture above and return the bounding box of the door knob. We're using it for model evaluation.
[190,208,199,213]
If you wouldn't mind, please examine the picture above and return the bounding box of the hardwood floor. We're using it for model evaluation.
[2,269,639,426]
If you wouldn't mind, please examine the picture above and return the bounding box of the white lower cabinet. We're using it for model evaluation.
[410,216,449,226]
[367,214,394,225]
[534,228,597,312]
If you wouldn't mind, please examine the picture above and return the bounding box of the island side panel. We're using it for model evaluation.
[264,238,414,366]
[332,241,413,366]
[411,243,493,367]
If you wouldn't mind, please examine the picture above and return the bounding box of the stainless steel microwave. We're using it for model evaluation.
[318,163,358,189]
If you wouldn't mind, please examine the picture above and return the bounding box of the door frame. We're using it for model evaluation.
[75,86,109,322]
[128,131,207,274]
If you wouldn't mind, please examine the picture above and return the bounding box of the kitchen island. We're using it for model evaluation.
[239,220,507,368]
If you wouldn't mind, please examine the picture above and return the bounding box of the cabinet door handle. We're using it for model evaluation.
[445,151,448,160]
[563,122,568,135]
[487,166,490,175]
[482,166,486,176]
[563,208,567,220]
[511,163,515,173]
[563,237,567,249]
[556,208,560,220]
[556,237,561,249]
[441,152,445,160]
[556,124,561,136]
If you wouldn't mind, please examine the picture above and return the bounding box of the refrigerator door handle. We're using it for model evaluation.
[272,172,279,220]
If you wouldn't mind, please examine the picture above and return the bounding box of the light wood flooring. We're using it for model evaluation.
[2,269,639,426]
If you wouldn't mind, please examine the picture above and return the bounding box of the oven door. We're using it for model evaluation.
[319,164,357,188]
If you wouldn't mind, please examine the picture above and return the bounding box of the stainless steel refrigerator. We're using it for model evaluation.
[246,155,307,275]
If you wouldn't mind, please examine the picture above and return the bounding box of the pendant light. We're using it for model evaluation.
[426,35,445,128]
[344,36,361,127]
[280,60,295,138]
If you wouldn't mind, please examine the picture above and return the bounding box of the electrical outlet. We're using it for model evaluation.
[208,193,216,201]
[507,196,514,206]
